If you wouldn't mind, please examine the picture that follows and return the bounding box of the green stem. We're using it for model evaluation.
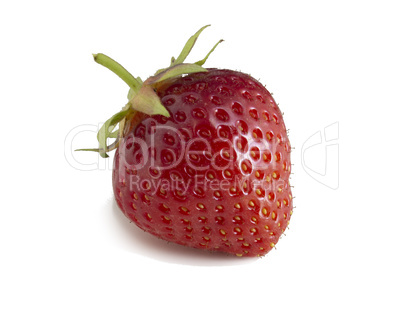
[93,53,142,91]
[171,25,210,66]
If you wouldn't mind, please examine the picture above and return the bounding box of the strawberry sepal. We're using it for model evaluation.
[77,25,223,158]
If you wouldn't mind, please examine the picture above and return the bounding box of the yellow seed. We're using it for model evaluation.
[251,217,258,223]
[234,203,241,209]
[249,200,255,207]
[272,212,276,220]
[250,228,257,233]
[276,200,281,207]
[255,171,261,178]
[266,175,271,182]
[256,189,262,196]
[133,193,138,200]
[220,229,227,236]
[272,172,278,179]
[270,243,275,248]
[207,173,214,179]
[264,225,269,230]
[224,170,232,177]
[197,203,205,209]
[132,203,137,210]
[236,254,243,257]
[241,163,247,171]
[262,208,268,216]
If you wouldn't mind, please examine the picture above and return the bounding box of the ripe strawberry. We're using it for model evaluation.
[79,25,293,257]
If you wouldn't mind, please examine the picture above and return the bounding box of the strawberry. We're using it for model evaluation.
[79,25,293,257]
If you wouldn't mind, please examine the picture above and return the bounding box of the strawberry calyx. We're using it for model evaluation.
[77,25,223,158]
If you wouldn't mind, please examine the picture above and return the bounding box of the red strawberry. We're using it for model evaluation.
[79,25,293,257]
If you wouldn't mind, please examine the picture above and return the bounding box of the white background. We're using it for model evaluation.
[1,0,401,312]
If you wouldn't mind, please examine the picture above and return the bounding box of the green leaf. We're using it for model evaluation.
[130,85,170,117]
[127,78,143,100]
[172,25,210,66]
[96,108,131,157]
[75,147,109,158]
[147,63,207,85]
[127,88,135,100]
[75,148,102,153]
[93,53,142,92]
[195,39,224,66]
[109,129,119,138]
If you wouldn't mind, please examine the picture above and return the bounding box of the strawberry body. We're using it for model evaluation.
[112,69,293,257]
